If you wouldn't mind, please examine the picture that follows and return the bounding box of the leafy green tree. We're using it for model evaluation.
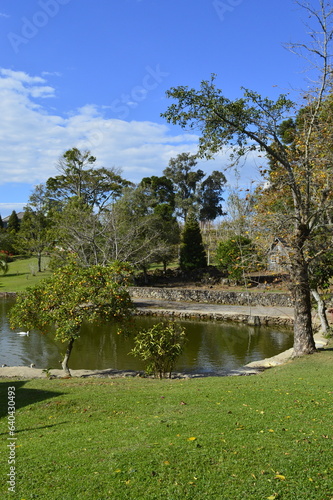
[130,321,187,378]
[103,186,179,274]
[0,215,3,230]
[46,147,131,209]
[179,212,207,270]
[161,0,333,357]
[163,152,205,221]
[9,261,133,375]
[16,185,51,272]
[199,170,226,222]
[139,176,180,271]
[216,236,257,281]
[163,153,226,223]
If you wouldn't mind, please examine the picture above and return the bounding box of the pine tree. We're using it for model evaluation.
[179,212,207,270]
[7,210,20,233]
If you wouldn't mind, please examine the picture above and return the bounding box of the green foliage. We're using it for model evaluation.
[216,235,256,280]
[198,170,226,221]
[7,210,20,233]
[9,260,133,372]
[130,321,187,378]
[46,147,131,209]
[163,152,226,222]
[0,255,8,275]
[16,205,51,271]
[179,213,207,270]
[308,248,333,290]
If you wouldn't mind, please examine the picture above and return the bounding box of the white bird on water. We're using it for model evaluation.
[16,331,29,336]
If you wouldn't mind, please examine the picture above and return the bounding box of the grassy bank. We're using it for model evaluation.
[1,346,332,499]
[0,257,51,293]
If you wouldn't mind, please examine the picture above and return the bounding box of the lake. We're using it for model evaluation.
[0,298,293,374]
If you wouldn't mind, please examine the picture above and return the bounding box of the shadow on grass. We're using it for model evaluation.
[0,381,64,420]
[1,273,27,278]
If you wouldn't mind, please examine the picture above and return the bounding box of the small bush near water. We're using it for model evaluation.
[130,321,187,378]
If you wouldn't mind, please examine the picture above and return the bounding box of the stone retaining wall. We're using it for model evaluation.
[134,308,294,326]
[0,292,17,298]
[130,287,293,308]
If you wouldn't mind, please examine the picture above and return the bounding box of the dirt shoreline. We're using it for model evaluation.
[0,333,328,380]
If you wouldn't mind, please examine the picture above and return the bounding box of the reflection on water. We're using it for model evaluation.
[0,298,293,373]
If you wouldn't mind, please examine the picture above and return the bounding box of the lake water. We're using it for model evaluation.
[0,298,293,374]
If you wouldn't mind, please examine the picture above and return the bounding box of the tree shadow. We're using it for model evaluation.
[0,381,64,419]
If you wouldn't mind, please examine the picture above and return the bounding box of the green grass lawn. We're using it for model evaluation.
[0,257,51,292]
[1,346,333,500]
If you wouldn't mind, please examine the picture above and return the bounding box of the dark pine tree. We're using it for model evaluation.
[179,212,207,270]
[7,211,20,233]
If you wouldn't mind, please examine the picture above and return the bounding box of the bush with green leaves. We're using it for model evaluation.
[216,235,257,281]
[130,321,187,378]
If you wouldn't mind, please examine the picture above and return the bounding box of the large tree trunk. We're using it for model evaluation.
[61,338,75,376]
[311,289,330,333]
[290,248,316,356]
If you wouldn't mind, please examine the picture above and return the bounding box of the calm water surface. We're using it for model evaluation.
[0,298,293,373]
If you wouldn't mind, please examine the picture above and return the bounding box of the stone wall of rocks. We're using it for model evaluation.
[130,287,293,308]
[134,308,293,326]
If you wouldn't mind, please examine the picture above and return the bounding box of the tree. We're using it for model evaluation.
[163,153,226,222]
[130,321,187,378]
[7,211,20,234]
[216,235,257,282]
[163,152,204,221]
[163,152,203,221]
[9,261,133,375]
[198,170,226,222]
[105,186,179,275]
[161,1,333,356]
[46,147,131,209]
[139,175,176,218]
[16,185,51,272]
[179,212,207,271]
[139,176,180,271]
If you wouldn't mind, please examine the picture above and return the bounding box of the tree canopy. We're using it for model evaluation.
[9,261,133,375]
[161,1,333,356]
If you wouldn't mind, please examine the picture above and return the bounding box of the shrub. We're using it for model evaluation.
[130,321,187,378]
[179,213,207,270]
[216,236,256,281]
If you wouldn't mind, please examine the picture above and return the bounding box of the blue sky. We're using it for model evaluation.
[0,0,320,217]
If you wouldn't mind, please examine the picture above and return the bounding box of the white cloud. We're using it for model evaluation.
[0,68,200,186]
[0,12,10,19]
[0,66,264,212]
[0,203,26,214]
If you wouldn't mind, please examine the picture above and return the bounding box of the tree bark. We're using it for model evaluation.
[311,289,330,333]
[290,250,316,356]
[37,252,42,273]
[61,337,75,376]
